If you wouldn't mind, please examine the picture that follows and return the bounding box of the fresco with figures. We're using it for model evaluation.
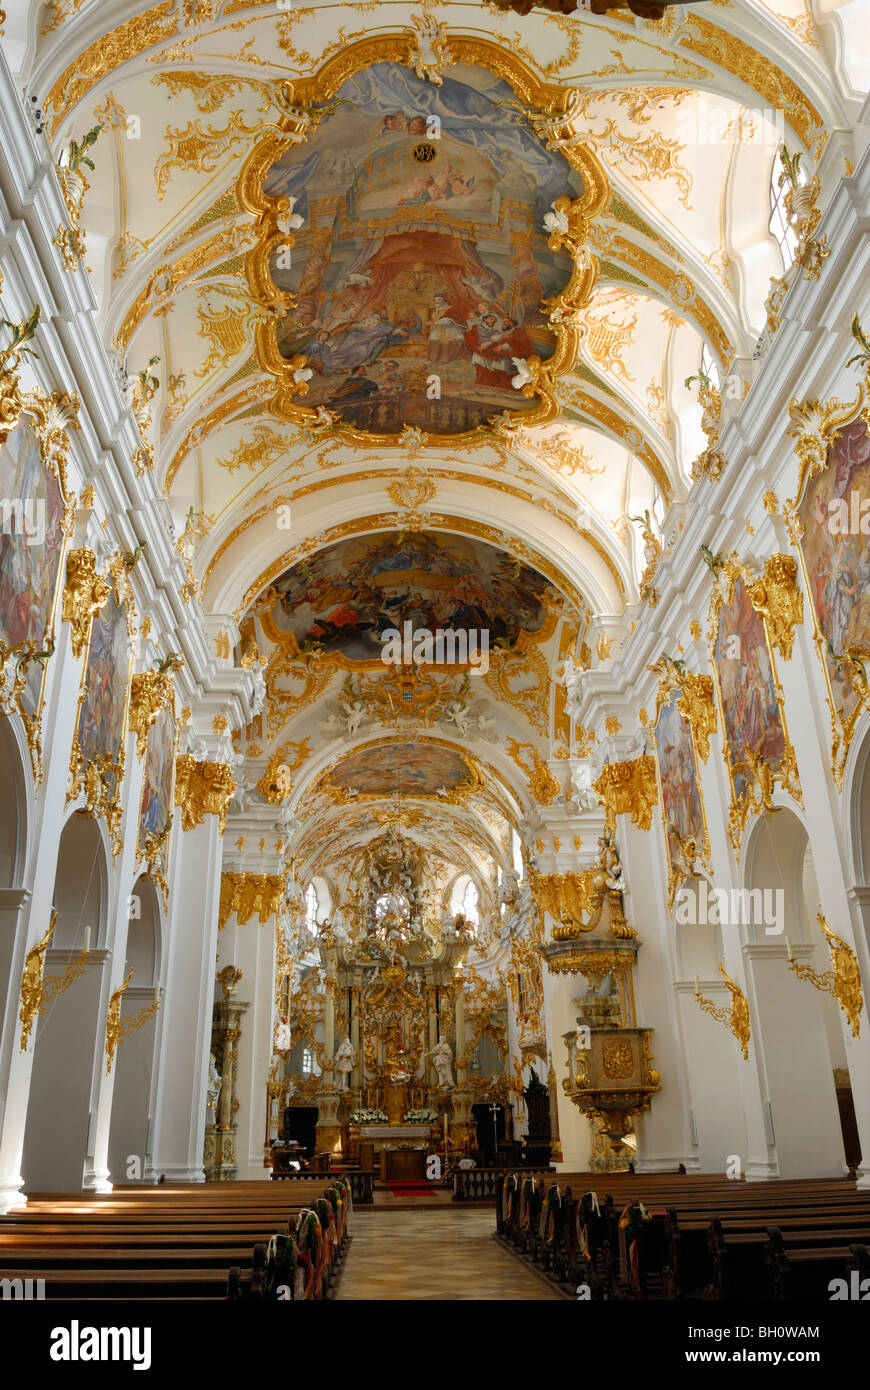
[265,62,583,433]
[713,575,786,804]
[75,588,132,797]
[798,417,870,739]
[654,690,707,865]
[0,420,66,713]
[138,702,175,866]
[259,530,553,662]
[326,741,472,797]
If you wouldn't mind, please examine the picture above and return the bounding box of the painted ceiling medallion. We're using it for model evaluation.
[239,35,607,448]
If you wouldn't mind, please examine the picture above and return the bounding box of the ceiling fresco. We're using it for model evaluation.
[256,529,556,663]
[259,61,586,435]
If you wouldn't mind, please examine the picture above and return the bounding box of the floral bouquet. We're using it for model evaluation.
[403,1108,439,1125]
[349,1108,389,1124]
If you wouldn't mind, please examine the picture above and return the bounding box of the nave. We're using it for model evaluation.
[3,0,870,1356]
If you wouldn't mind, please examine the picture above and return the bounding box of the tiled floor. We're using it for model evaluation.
[335,1208,564,1300]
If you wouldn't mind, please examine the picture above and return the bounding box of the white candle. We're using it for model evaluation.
[695,976,700,995]
[153,985,160,1005]
[785,937,793,960]
[83,927,91,954]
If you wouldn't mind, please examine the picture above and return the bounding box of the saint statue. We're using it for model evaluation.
[206,1051,222,1127]
[431,1039,455,1089]
[334,1036,355,1089]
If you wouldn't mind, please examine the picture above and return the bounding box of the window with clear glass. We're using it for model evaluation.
[769,152,800,268]
[305,882,318,934]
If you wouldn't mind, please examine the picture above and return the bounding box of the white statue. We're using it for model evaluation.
[498,869,537,942]
[341,698,366,738]
[274,1016,291,1053]
[561,656,585,720]
[626,728,648,759]
[319,711,344,740]
[431,1039,454,1089]
[230,751,253,813]
[250,659,267,719]
[206,1052,222,1127]
[330,904,353,943]
[334,1036,355,1088]
[274,802,301,837]
[570,762,599,812]
[443,699,471,737]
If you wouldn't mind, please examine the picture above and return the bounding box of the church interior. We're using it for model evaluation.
[2,0,870,1329]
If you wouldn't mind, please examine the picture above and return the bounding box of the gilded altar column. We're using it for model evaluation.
[451,974,473,1130]
[205,985,249,1181]
[454,977,467,1084]
[350,979,361,1095]
[315,943,343,1155]
[427,986,439,1090]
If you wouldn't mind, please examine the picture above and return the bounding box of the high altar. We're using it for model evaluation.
[277,828,512,1159]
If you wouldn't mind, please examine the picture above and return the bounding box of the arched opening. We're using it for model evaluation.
[0,719,29,1036]
[674,875,748,1172]
[744,808,847,1177]
[108,875,161,1185]
[21,812,107,1193]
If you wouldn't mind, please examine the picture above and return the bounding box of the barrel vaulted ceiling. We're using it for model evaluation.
[7,0,866,884]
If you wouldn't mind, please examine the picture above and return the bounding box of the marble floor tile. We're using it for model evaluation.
[335,1208,563,1301]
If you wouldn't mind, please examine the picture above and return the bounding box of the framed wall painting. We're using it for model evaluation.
[652,665,712,907]
[0,409,76,782]
[707,558,802,852]
[137,701,177,904]
[786,389,870,787]
[68,558,135,856]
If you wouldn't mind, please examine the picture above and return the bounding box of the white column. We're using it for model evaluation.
[148,812,223,1183]
[620,817,697,1173]
[542,966,594,1171]
[83,730,144,1191]
[217,903,277,1182]
[0,615,89,1212]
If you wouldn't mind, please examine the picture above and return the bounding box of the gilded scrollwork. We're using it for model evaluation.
[218,871,286,930]
[174,755,236,833]
[593,755,658,835]
[685,370,726,484]
[129,656,183,760]
[746,555,804,663]
[19,913,56,1051]
[62,548,111,661]
[504,737,560,805]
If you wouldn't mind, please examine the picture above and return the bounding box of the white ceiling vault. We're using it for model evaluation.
[7,0,866,885]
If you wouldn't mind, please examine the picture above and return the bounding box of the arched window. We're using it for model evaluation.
[450,875,480,927]
[700,343,721,391]
[305,882,318,934]
[769,151,800,269]
[511,829,524,879]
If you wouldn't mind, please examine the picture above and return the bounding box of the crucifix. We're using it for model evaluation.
[489,1102,501,1151]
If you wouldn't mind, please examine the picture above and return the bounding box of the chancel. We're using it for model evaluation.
[2,0,870,1324]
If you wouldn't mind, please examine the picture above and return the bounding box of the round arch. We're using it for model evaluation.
[22,811,109,1193]
[741,806,849,1177]
[108,873,162,1185]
